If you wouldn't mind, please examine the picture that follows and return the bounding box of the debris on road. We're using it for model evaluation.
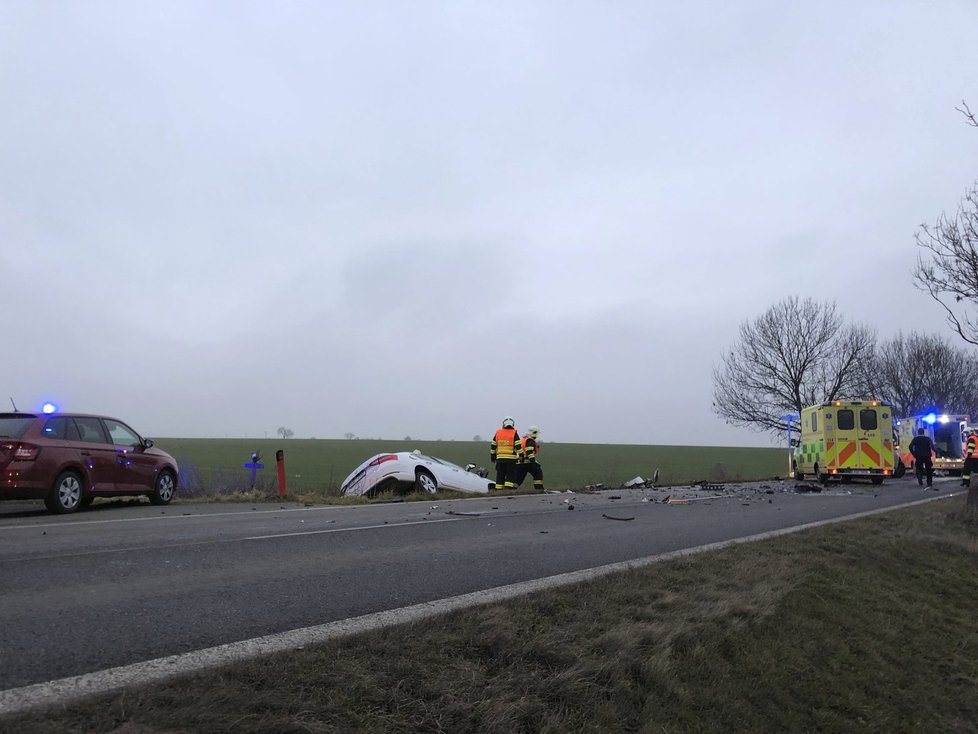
[601,513,635,521]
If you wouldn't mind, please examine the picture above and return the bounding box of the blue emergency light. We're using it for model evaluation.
[923,413,937,424]
[41,402,58,414]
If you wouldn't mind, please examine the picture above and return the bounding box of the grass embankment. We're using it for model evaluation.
[7,498,977,733]
[158,438,787,497]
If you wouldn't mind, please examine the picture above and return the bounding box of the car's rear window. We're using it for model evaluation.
[43,416,81,441]
[0,414,37,439]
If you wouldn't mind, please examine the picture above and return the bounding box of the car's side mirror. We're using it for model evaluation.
[143,439,154,449]
[465,463,476,472]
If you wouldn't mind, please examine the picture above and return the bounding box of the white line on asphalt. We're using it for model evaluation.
[0,504,348,532]
[0,494,953,717]
[244,517,465,539]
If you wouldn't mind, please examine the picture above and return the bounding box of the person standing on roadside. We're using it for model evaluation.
[908,428,935,489]
[961,428,978,488]
[516,425,545,491]
[490,416,520,492]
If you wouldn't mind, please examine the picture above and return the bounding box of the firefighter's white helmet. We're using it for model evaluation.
[502,416,515,428]
[528,425,540,437]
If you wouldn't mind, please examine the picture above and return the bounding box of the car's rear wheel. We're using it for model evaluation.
[415,469,437,494]
[148,470,176,506]
[793,461,803,481]
[46,471,83,514]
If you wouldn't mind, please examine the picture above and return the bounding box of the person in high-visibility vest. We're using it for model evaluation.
[516,425,545,491]
[962,430,978,487]
[490,416,521,492]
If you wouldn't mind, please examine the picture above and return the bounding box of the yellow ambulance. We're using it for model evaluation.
[792,399,895,485]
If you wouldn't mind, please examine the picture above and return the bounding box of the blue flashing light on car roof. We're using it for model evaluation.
[923,413,937,424]
[41,402,58,414]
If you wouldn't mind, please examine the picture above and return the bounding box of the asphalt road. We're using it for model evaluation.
[0,475,958,691]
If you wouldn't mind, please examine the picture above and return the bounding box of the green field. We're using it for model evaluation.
[155,438,788,496]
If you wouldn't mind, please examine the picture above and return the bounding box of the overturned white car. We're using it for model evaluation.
[340,451,493,498]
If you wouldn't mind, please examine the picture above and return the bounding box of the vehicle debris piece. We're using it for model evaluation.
[567,504,575,510]
[667,498,689,505]
[446,510,482,516]
[623,476,645,488]
[601,513,635,521]
[609,495,622,500]
[584,483,604,491]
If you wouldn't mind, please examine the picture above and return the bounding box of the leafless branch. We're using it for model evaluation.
[912,183,978,346]
[957,100,978,128]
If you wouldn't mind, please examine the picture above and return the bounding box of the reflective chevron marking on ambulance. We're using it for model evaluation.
[825,437,891,471]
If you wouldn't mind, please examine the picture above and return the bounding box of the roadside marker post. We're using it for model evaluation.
[276,450,287,497]
[244,452,264,489]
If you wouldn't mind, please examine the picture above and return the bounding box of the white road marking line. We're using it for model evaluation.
[0,517,470,563]
[244,517,465,539]
[0,504,347,532]
[0,494,950,717]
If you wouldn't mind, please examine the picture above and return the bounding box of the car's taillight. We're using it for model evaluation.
[14,443,39,461]
[369,454,398,467]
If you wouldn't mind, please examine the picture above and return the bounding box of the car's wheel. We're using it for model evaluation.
[415,469,437,494]
[46,471,83,514]
[148,470,176,506]
[894,460,906,479]
[793,461,803,481]
[814,463,827,486]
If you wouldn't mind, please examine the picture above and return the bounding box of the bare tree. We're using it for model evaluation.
[344,432,357,440]
[913,183,978,345]
[863,332,978,417]
[712,297,876,433]
[913,102,978,345]
[277,426,294,439]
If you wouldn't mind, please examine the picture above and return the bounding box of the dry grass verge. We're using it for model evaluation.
[5,497,977,733]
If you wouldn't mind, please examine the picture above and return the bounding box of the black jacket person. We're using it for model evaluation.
[908,428,935,488]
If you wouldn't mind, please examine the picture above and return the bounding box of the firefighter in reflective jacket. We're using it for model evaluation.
[490,417,520,491]
[962,430,978,487]
[516,425,544,491]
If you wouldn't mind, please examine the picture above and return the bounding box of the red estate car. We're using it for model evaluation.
[0,411,179,514]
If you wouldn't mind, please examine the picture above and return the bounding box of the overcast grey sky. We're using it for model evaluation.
[2,1,977,447]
